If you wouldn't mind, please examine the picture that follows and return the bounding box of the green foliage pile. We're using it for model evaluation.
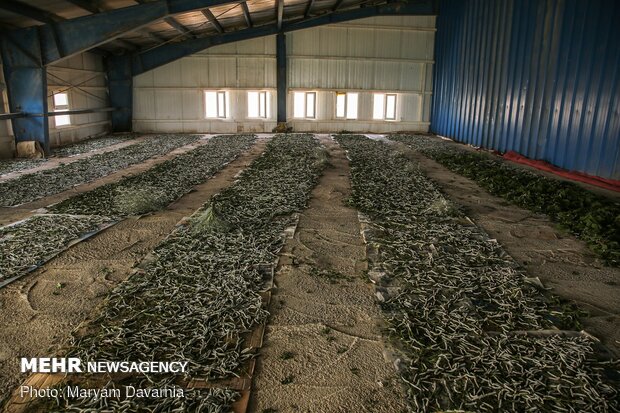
[390,135,620,266]
[50,134,256,217]
[0,134,203,206]
[59,134,325,410]
[336,134,618,412]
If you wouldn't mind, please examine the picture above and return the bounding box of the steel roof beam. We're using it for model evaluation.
[201,9,224,33]
[277,0,284,30]
[332,0,345,12]
[114,38,139,50]
[164,16,195,37]
[304,0,316,18]
[4,0,255,65]
[241,1,252,27]
[133,0,437,75]
[143,30,168,43]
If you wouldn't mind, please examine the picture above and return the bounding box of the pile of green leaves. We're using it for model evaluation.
[0,158,47,176]
[0,134,202,206]
[50,134,256,217]
[390,135,620,266]
[51,134,136,157]
[0,214,112,283]
[336,134,618,412]
[60,134,325,410]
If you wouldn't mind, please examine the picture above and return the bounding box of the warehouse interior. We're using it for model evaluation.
[0,0,619,412]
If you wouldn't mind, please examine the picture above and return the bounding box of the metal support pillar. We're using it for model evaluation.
[106,54,133,132]
[276,33,287,125]
[0,27,49,153]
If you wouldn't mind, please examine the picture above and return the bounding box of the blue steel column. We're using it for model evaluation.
[276,33,287,125]
[106,54,133,132]
[0,27,49,153]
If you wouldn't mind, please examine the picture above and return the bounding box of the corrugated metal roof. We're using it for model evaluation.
[432,0,620,179]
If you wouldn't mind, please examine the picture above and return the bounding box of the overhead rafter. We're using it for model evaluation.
[114,38,139,51]
[5,0,258,66]
[143,30,167,44]
[164,16,195,37]
[0,0,64,24]
[304,0,316,18]
[132,0,437,75]
[201,9,224,33]
[332,0,345,12]
[45,0,135,55]
[277,0,284,30]
[65,0,103,14]
[241,2,252,27]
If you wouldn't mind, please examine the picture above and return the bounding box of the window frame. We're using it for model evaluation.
[384,93,397,121]
[335,92,360,119]
[293,91,317,120]
[372,93,398,121]
[247,90,268,119]
[204,90,229,119]
[345,92,358,119]
[335,92,346,118]
[305,92,316,119]
[52,91,71,127]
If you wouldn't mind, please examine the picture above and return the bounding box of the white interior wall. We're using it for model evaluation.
[134,37,278,133]
[47,52,111,147]
[133,15,436,133]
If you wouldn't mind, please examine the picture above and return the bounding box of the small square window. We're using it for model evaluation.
[373,93,397,121]
[205,90,228,118]
[294,92,305,118]
[385,94,397,120]
[248,91,268,118]
[336,93,346,118]
[373,94,385,120]
[293,91,317,119]
[335,92,358,119]
[53,93,68,107]
[305,92,316,118]
[53,92,71,127]
[55,114,71,127]
[346,93,358,119]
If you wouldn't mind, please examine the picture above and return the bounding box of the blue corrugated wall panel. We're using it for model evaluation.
[431,0,620,179]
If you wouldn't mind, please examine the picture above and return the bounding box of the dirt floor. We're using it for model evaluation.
[1,132,617,410]
[250,136,406,413]
[390,140,620,357]
[0,137,269,406]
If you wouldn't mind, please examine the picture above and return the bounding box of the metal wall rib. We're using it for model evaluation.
[431,0,620,179]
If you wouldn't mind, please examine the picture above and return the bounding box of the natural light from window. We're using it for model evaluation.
[373,94,384,120]
[294,91,316,119]
[385,94,396,120]
[346,93,358,119]
[336,92,359,119]
[305,92,315,118]
[205,91,228,118]
[373,93,397,120]
[336,93,346,118]
[248,91,268,118]
[294,92,305,118]
[53,92,71,127]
